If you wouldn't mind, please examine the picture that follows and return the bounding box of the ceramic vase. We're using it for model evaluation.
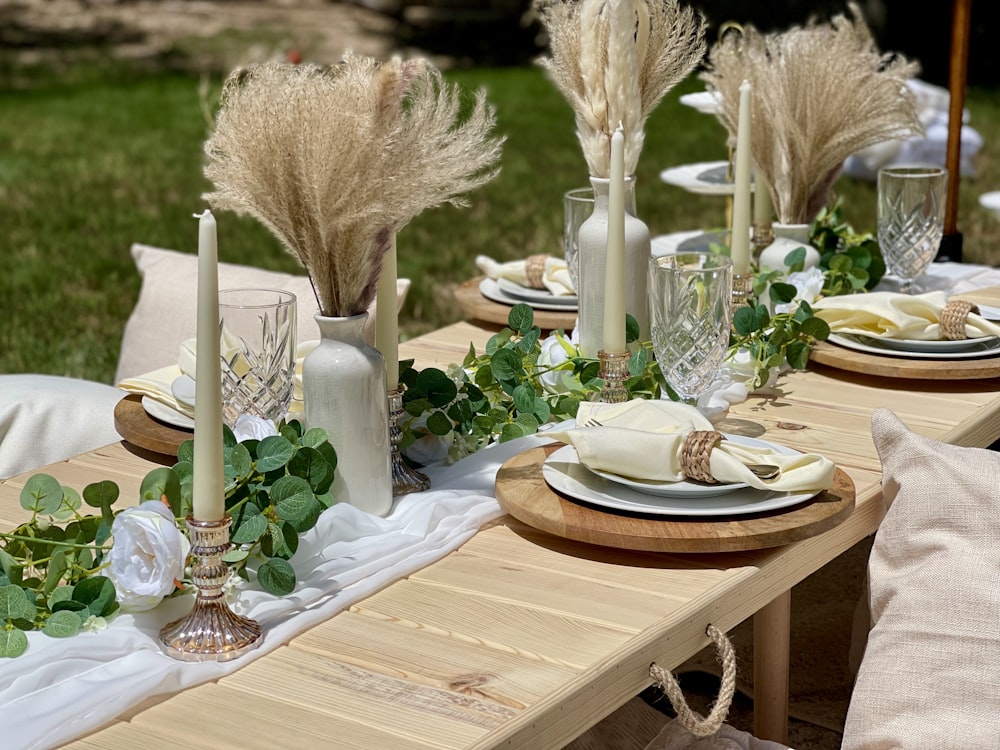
[757,222,821,273]
[302,312,392,517]
[576,176,651,358]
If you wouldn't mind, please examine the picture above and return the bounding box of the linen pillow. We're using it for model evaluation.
[0,375,125,480]
[841,408,1000,748]
[115,244,409,383]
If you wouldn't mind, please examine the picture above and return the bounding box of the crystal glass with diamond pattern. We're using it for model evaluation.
[649,253,732,403]
[218,288,296,428]
[877,166,948,293]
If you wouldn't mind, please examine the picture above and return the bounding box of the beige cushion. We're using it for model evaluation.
[842,408,1000,747]
[115,244,409,383]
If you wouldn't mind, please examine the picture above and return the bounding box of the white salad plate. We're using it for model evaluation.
[141,396,195,430]
[496,277,578,306]
[541,443,819,517]
[170,375,196,408]
[479,278,579,312]
[828,333,1000,359]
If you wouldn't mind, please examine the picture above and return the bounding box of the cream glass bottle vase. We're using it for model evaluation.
[302,313,392,517]
[757,222,821,273]
[576,176,651,358]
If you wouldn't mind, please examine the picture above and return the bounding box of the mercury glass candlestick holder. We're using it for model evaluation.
[752,221,774,257]
[160,515,262,662]
[598,350,630,403]
[731,273,754,313]
[388,386,431,495]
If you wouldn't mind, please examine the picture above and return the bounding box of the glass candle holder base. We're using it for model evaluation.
[752,222,774,257]
[388,386,431,495]
[598,350,630,403]
[732,273,754,312]
[159,515,262,662]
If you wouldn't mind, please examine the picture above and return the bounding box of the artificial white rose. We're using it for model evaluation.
[106,500,190,612]
[233,414,279,442]
[774,266,826,314]
[401,413,452,466]
[537,333,580,395]
[726,347,785,393]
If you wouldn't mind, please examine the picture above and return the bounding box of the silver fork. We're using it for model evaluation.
[579,418,780,480]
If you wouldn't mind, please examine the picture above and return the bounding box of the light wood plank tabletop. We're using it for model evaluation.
[4,287,1000,750]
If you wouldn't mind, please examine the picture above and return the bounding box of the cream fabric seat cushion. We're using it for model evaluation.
[842,408,1000,747]
[115,243,409,383]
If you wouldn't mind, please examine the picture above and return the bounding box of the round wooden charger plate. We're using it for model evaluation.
[114,394,190,458]
[454,276,577,331]
[494,443,855,553]
[809,340,1000,380]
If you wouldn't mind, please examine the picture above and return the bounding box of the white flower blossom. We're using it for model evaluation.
[773,267,825,314]
[106,500,190,612]
[233,414,279,442]
[81,615,108,633]
[537,333,580,394]
[401,413,452,466]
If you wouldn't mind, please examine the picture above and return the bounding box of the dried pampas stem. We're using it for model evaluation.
[536,0,706,177]
[203,53,504,317]
[701,3,922,224]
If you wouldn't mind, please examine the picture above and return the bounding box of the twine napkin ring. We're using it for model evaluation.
[940,299,980,340]
[681,430,724,484]
[524,254,549,289]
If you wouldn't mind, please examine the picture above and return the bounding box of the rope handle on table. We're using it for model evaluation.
[649,623,737,737]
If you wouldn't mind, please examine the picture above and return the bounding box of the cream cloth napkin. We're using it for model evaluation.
[118,339,320,418]
[476,254,575,295]
[811,290,1000,340]
[546,400,835,492]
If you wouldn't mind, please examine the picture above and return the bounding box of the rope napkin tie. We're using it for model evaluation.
[545,400,835,492]
[812,290,1000,340]
[476,254,575,295]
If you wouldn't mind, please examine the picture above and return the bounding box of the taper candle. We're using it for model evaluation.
[192,210,225,522]
[753,169,772,229]
[602,124,626,353]
[730,80,752,276]
[375,233,399,389]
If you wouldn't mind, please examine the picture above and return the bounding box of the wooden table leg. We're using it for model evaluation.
[753,589,791,743]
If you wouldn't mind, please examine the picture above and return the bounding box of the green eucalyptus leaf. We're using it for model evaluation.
[628,347,648,377]
[732,306,759,337]
[176,439,195,463]
[256,436,296,473]
[800,317,831,340]
[426,410,453,436]
[625,314,640,343]
[43,550,69,596]
[512,383,536,413]
[517,326,541,355]
[786,341,811,370]
[415,368,458,408]
[0,549,23,588]
[257,558,296,596]
[490,348,522,381]
[499,422,525,443]
[769,282,797,304]
[139,468,180,506]
[474,363,495,390]
[314,441,337,474]
[47,585,74,609]
[508,303,534,334]
[52,486,81,521]
[300,427,330,449]
[222,547,250,564]
[228,443,253,479]
[288,447,335,494]
[532,398,551,424]
[231,511,268,544]
[20,475,64,516]
[82,480,119,511]
[783,246,807,270]
[73,576,117,617]
[0,585,33,620]
[43,609,82,638]
[0,629,28,658]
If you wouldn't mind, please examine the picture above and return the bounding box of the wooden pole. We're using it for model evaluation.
[940,0,972,261]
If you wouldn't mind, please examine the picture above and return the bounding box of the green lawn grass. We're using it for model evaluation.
[3,57,1000,384]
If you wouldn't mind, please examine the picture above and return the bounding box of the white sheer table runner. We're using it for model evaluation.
[0,431,573,750]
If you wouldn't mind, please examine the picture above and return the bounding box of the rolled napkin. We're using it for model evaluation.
[545,400,836,492]
[476,254,575,295]
[811,290,1000,341]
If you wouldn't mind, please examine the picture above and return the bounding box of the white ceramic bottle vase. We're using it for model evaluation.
[302,312,392,517]
[576,175,651,358]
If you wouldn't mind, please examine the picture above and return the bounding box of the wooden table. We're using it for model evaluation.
[4,302,1000,749]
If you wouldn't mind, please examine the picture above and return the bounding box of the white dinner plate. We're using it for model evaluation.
[678,90,722,115]
[141,396,195,430]
[828,333,1000,359]
[582,432,779,497]
[659,161,758,196]
[496,277,578,306]
[541,444,820,517]
[651,230,733,257]
[170,375,196,408]
[479,278,579,312]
